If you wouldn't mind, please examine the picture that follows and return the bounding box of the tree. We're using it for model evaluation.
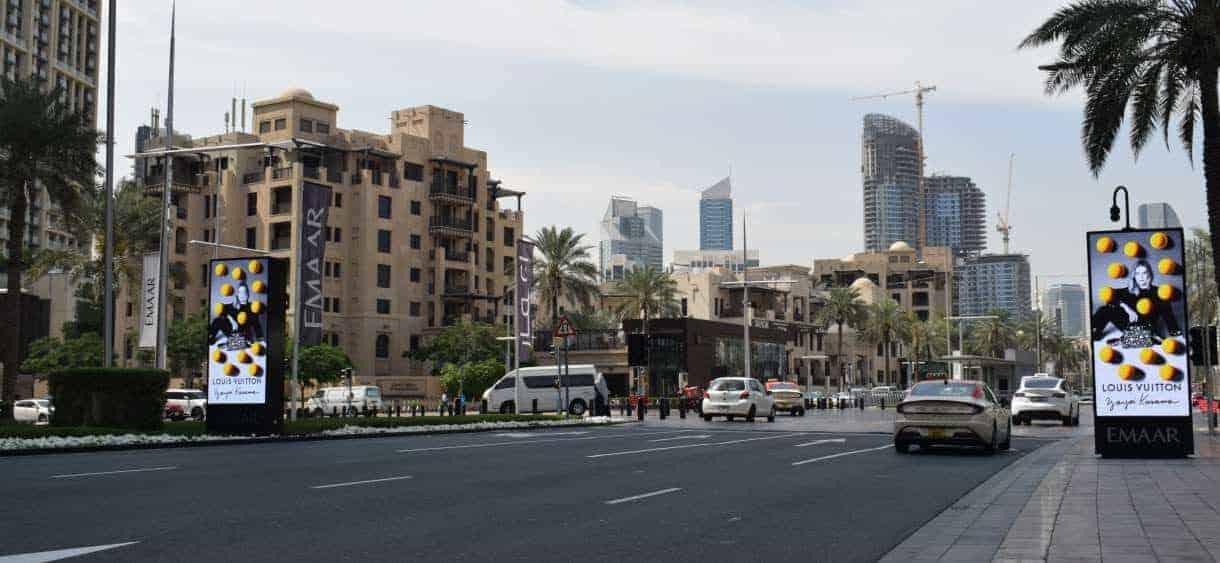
[20,333,103,375]
[905,313,935,385]
[816,286,866,389]
[166,313,208,388]
[440,358,506,400]
[1187,227,1217,327]
[568,308,621,331]
[613,266,679,321]
[531,226,600,328]
[968,310,1017,359]
[0,78,98,419]
[862,300,908,387]
[298,344,352,388]
[1020,1,1220,324]
[410,321,503,371]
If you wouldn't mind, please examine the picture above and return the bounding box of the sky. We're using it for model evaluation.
[100,0,1212,288]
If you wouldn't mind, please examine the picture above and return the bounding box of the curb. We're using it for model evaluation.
[0,419,635,457]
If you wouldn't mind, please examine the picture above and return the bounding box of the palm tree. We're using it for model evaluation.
[613,266,678,321]
[905,313,936,386]
[1187,227,1217,328]
[968,310,1017,359]
[1020,1,1220,310]
[863,300,908,387]
[530,226,599,328]
[0,78,97,418]
[815,286,866,389]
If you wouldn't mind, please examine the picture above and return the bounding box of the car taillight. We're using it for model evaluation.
[739,391,750,399]
[703,390,710,399]
[1014,392,1025,397]
[1053,392,1066,398]
[973,385,983,399]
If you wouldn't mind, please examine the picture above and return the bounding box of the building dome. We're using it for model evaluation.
[849,277,875,291]
[279,87,314,100]
[888,241,913,252]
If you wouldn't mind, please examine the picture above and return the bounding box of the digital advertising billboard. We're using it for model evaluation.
[1087,228,1193,456]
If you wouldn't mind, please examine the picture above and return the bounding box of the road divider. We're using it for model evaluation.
[791,444,893,466]
[50,466,177,479]
[604,487,682,505]
[311,475,413,489]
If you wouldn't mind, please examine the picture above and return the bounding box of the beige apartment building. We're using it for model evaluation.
[0,0,100,338]
[118,88,524,398]
[811,241,955,385]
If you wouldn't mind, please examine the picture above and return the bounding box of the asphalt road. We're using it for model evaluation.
[0,420,1070,562]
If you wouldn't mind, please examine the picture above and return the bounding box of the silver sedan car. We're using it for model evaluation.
[894,380,1011,454]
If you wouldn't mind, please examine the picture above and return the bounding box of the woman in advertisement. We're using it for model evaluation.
[209,280,264,349]
[1091,259,1180,347]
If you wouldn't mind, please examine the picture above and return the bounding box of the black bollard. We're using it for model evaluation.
[636,399,645,421]
[859,397,864,410]
[532,398,538,414]
[332,406,338,418]
[679,400,687,419]
[880,397,885,410]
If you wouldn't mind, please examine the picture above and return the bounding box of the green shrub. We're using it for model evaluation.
[48,368,170,431]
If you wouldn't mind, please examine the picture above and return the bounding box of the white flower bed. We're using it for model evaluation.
[1,416,630,452]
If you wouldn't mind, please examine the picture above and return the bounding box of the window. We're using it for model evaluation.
[203,229,211,243]
[299,118,313,133]
[503,226,514,247]
[247,192,257,216]
[486,218,494,242]
[332,298,341,313]
[259,120,271,133]
[404,162,424,182]
[200,264,209,288]
[316,122,330,134]
[378,195,392,219]
[274,118,286,130]
[325,262,331,277]
[174,228,186,254]
[333,262,341,277]
[375,334,389,358]
[126,302,133,317]
[272,186,291,214]
[246,227,257,249]
[495,377,515,390]
[334,193,342,208]
[271,222,290,250]
[409,234,421,250]
[410,302,421,316]
[410,334,420,351]
[377,264,391,288]
[410,267,420,282]
[502,256,513,275]
[376,299,390,314]
[377,230,391,253]
[410,200,421,215]
[332,227,342,243]
[486,248,494,272]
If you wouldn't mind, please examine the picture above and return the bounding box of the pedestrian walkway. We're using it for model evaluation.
[881,432,1220,562]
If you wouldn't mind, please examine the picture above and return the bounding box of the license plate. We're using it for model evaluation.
[1030,397,1047,402]
[927,428,949,439]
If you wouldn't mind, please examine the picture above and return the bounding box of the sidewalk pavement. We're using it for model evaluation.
[881,432,1220,562]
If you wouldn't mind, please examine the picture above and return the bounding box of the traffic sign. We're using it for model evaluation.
[555,315,577,338]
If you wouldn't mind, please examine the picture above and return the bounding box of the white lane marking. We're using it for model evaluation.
[397,430,693,453]
[495,431,589,438]
[648,434,711,442]
[794,438,847,448]
[791,444,893,466]
[0,542,139,562]
[604,487,682,505]
[50,466,177,479]
[311,475,413,489]
[587,433,806,458]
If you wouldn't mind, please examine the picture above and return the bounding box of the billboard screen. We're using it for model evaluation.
[1087,228,1190,417]
[207,257,273,405]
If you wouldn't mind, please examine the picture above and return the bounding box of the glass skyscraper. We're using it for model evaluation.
[1136,203,1182,229]
[599,196,664,281]
[1042,283,1087,338]
[861,114,920,252]
[699,177,733,251]
[956,254,1032,321]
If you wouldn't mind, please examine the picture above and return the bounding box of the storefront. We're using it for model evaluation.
[623,318,788,396]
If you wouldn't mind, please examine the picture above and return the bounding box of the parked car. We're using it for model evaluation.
[894,379,1011,454]
[1011,376,1080,426]
[306,385,383,416]
[804,390,826,407]
[701,377,775,422]
[165,389,207,421]
[482,365,609,416]
[1079,388,1095,404]
[13,399,53,424]
[765,381,805,416]
[833,391,856,403]
[871,385,897,397]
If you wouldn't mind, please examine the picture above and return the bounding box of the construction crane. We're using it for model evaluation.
[997,153,1015,254]
[850,81,937,252]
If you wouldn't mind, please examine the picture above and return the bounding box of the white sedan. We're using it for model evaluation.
[894,380,1011,454]
[701,377,775,423]
[13,399,53,424]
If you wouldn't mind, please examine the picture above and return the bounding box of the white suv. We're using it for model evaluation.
[13,399,53,424]
[1011,376,1079,426]
[701,377,775,423]
[165,389,207,421]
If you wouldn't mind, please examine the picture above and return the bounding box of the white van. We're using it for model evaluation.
[482,365,609,416]
[306,385,382,415]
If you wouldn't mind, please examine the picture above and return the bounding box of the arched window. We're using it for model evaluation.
[375,334,389,358]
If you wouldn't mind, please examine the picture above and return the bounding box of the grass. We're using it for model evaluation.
[0,414,569,440]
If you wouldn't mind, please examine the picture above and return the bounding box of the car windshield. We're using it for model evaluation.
[710,380,745,391]
[187,392,205,400]
[770,383,798,391]
[34,400,49,407]
[1023,379,1060,389]
[909,382,978,397]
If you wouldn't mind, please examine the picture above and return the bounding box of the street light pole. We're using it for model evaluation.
[101,0,116,367]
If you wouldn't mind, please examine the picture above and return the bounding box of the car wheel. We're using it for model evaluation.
[312,408,324,418]
[726,415,735,421]
[746,405,757,422]
[703,414,713,422]
[983,422,997,454]
[767,406,776,423]
[1011,415,1021,426]
[569,399,587,416]
[37,414,47,423]
[1000,421,1012,451]
[895,440,911,454]
[191,407,204,421]
[798,408,806,417]
[1061,414,1072,426]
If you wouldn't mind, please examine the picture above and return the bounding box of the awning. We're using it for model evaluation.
[429,156,478,169]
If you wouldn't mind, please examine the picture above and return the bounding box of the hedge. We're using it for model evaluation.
[48,368,170,431]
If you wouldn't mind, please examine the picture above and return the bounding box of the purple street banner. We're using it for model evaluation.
[516,240,534,361]
[298,181,331,347]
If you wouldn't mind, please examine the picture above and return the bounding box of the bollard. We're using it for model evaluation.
[859,397,864,410]
[659,399,667,420]
[679,400,687,419]
[332,406,338,418]
[880,397,885,411]
[532,398,538,414]
[636,398,645,421]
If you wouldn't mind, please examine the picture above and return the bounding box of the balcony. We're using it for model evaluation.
[428,216,473,237]
[271,166,293,180]
[794,311,805,322]
[443,249,470,263]
[442,284,470,297]
[327,169,343,183]
[303,165,320,180]
[350,172,363,185]
[243,171,264,184]
[534,329,625,353]
[389,175,400,188]
[720,305,744,318]
[143,174,203,195]
[371,170,383,186]
[429,179,475,204]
